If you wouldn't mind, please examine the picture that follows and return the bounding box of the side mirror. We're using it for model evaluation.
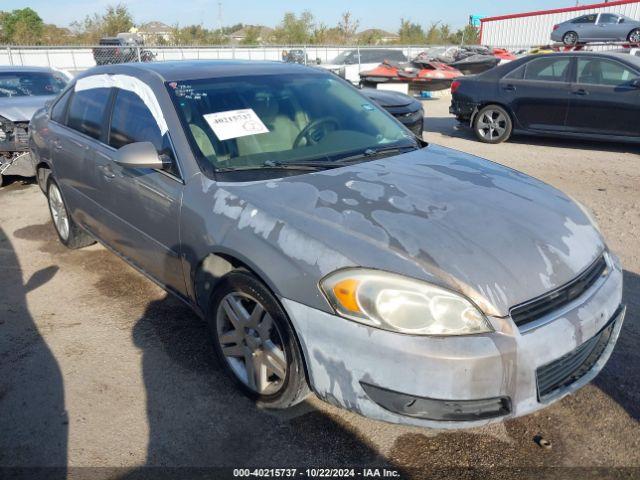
[115,141,165,169]
[316,58,322,65]
[631,78,640,88]
[618,18,625,23]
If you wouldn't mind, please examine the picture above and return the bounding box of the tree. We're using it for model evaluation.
[451,25,480,45]
[272,11,314,44]
[358,29,383,45]
[1,8,44,44]
[398,19,425,45]
[102,4,133,36]
[70,4,133,43]
[241,26,261,45]
[337,11,359,44]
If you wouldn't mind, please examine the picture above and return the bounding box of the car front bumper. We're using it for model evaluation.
[281,257,624,429]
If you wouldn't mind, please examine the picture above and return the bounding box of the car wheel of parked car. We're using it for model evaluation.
[209,270,310,409]
[47,178,95,249]
[473,105,513,144]
[562,31,579,46]
[628,28,640,43]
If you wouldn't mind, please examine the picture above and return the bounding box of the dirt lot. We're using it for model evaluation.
[1,97,639,478]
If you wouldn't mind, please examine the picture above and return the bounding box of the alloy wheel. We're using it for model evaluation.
[629,29,640,43]
[476,110,508,141]
[563,32,578,45]
[216,292,288,395]
[48,183,70,241]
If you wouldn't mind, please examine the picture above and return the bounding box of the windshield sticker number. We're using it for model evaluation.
[203,108,270,141]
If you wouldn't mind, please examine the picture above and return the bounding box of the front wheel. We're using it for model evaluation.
[209,270,310,409]
[628,28,640,43]
[47,178,95,249]
[563,31,578,46]
[473,105,513,144]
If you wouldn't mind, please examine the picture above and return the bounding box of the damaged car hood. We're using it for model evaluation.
[0,95,55,122]
[213,144,604,316]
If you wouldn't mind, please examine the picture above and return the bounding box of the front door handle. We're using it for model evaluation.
[572,89,589,96]
[502,84,516,92]
[98,164,116,180]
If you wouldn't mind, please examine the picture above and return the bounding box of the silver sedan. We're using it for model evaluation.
[551,12,640,45]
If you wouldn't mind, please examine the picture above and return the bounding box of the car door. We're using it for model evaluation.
[49,85,112,234]
[573,14,599,40]
[95,87,186,295]
[595,14,627,41]
[565,56,640,137]
[499,56,573,131]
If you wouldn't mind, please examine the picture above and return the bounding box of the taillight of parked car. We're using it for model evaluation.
[451,80,461,94]
[553,24,560,31]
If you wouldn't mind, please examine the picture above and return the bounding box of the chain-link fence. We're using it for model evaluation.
[0,44,534,76]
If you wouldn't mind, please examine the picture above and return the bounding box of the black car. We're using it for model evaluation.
[450,52,640,144]
[361,88,424,137]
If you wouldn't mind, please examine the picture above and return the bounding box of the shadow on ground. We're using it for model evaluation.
[0,226,67,477]
[424,115,640,154]
[593,269,640,422]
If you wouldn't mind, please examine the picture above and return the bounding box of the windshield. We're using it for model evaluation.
[168,72,416,176]
[332,51,356,64]
[0,71,68,98]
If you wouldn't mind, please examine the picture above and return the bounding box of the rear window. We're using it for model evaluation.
[523,57,571,82]
[66,88,111,140]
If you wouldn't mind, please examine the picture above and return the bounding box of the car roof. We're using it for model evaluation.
[536,51,640,68]
[81,60,325,82]
[0,65,59,74]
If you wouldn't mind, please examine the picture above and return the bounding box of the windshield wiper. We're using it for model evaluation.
[216,159,342,173]
[331,144,421,164]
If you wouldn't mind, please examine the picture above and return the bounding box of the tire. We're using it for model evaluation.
[473,105,513,144]
[208,270,310,409]
[563,31,579,46]
[47,178,95,249]
[0,174,4,188]
[628,28,640,44]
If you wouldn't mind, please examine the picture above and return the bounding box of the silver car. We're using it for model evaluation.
[29,61,624,429]
[551,12,640,45]
[0,66,69,187]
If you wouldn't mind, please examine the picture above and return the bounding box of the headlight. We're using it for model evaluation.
[320,269,493,336]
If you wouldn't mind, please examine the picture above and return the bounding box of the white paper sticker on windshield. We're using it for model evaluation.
[203,109,269,141]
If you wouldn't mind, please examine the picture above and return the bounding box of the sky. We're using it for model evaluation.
[4,0,582,30]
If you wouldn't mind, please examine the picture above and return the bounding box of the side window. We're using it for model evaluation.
[598,14,619,24]
[67,87,111,140]
[577,59,638,86]
[108,89,178,175]
[504,64,525,80]
[50,88,72,124]
[523,57,571,82]
[572,14,597,24]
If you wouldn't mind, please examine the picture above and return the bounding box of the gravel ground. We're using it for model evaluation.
[0,97,638,479]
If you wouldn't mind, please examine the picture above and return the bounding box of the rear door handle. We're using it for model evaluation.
[572,89,589,96]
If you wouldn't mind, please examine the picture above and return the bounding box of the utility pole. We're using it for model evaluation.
[218,2,223,32]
